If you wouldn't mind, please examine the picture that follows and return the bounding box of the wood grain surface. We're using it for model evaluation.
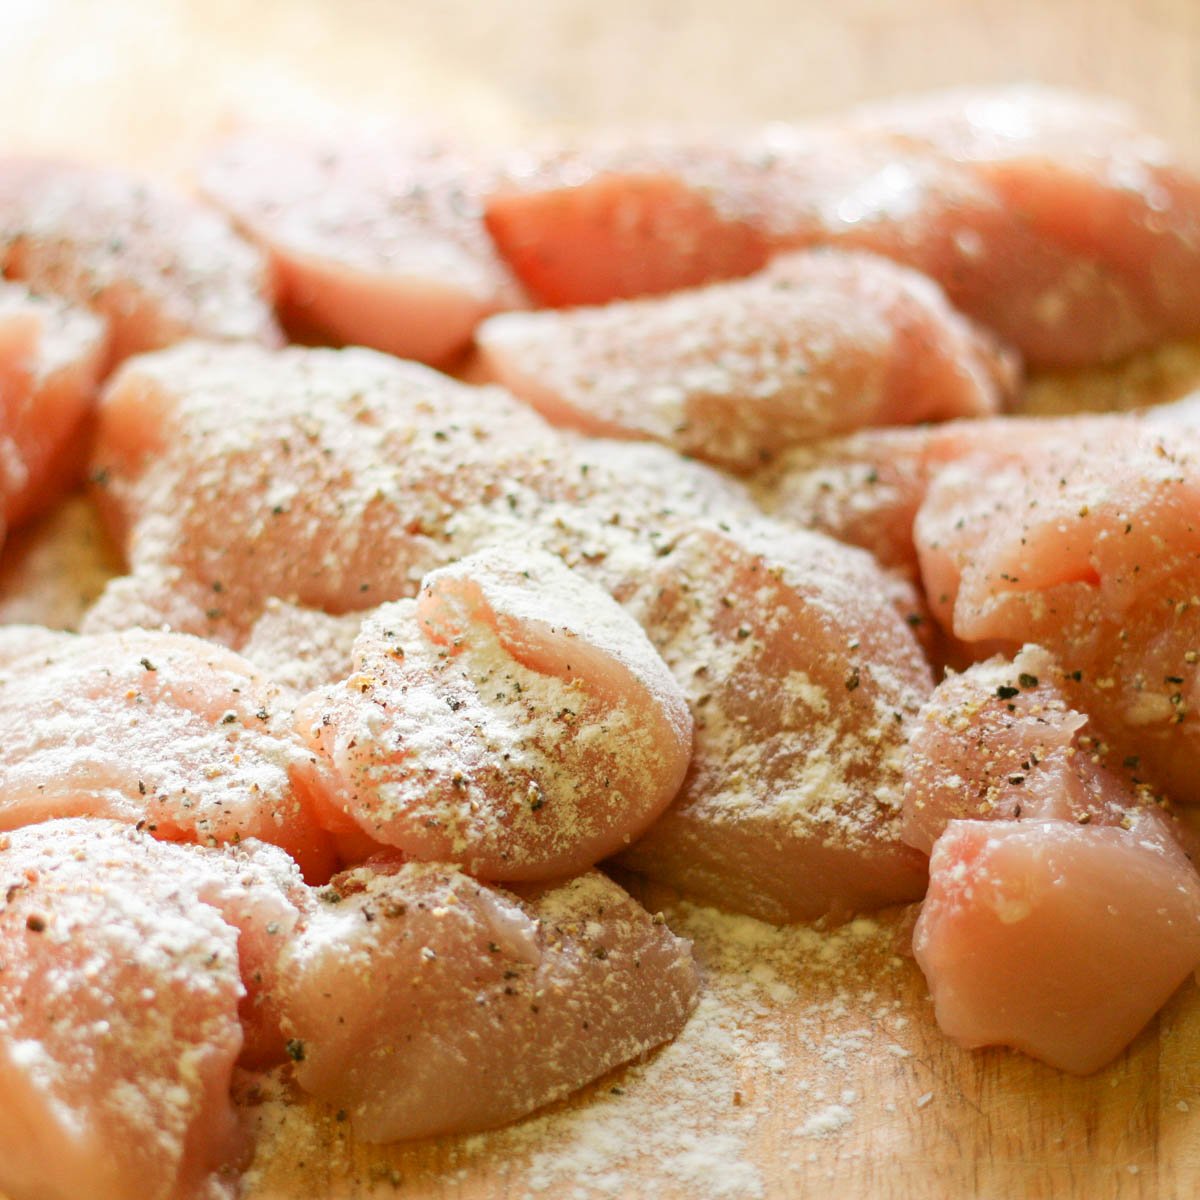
[3,2,1200,1198]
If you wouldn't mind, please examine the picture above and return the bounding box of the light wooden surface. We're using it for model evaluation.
[4,2,1200,1198]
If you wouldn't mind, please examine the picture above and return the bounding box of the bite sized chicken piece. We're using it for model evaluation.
[903,643,1188,855]
[478,249,1015,472]
[296,547,691,881]
[198,131,526,366]
[485,86,1200,367]
[0,159,281,365]
[85,342,569,640]
[0,627,338,881]
[914,818,1200,1074]
[915,420,1200,803]
[278,860,699,1139]
[0,283,107,532]
[485,137,773,306]
[616,520,932,923]
[0,819,310,1200]
[84,342,754,643]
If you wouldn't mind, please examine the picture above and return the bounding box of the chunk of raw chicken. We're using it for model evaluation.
[295,547,691,880]
[485,87,1200,367]
[85,342,568,639]
[478,249,1015,471]
[616,520,932,923]
[903,643,1188,854]
[198,131,526,365]
[0,627,337,880]
[0,819,309,1200]
[278,859,699,1139]
[914,419,1200,804]
[914,818,1200,1073]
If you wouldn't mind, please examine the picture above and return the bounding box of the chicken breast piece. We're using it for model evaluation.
[915,419,1200,804]
[85,342,569,640]
[478,249,1015,471]
[0,627,338,881]
[198,131,526,366]
[903,643,1191,854]
[914,818,1200,1074]
[278,859,699,1139]
[0,820,310,1200]
[616,520,932,923]
[295,547,691,881]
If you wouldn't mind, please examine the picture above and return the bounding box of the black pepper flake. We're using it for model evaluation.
[995,685,1020,700]
[25,915,45,933]
[1123,756,1141,770]
[736,625,752,640]
[139,657,157,672]
[1007,775,1026,786]
[1017,673,1039,689]
[447,697,462,712]
[593,946,608,960]
[845,669,860,692]
[285,1038,306,1063]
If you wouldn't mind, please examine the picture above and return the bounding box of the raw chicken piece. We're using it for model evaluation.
[914,818,1200,1073]
[0,283,107,533]
[915,419,1200,804]
[485,137,773,306]
[616,520,932,924]
[85,342,569,640]
[278,860,699,1139]
[478,249,1015,471]
[85,342,755,642]
[0,627,337,881]
[0,158,281,365]
[0,819,309,1200]
[198,131,526,366]
[0,494,120,630]
[486,87,1200,367]
[903,644,1186,854]
[295,547,691,881]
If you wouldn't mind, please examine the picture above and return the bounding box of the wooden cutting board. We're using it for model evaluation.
[4,2,1200,1197]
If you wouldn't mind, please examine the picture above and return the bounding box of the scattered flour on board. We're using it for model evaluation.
[240,894,921,1199]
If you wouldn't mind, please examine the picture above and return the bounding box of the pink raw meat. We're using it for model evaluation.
[295,546,691,881]
[278,859,699,1139]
